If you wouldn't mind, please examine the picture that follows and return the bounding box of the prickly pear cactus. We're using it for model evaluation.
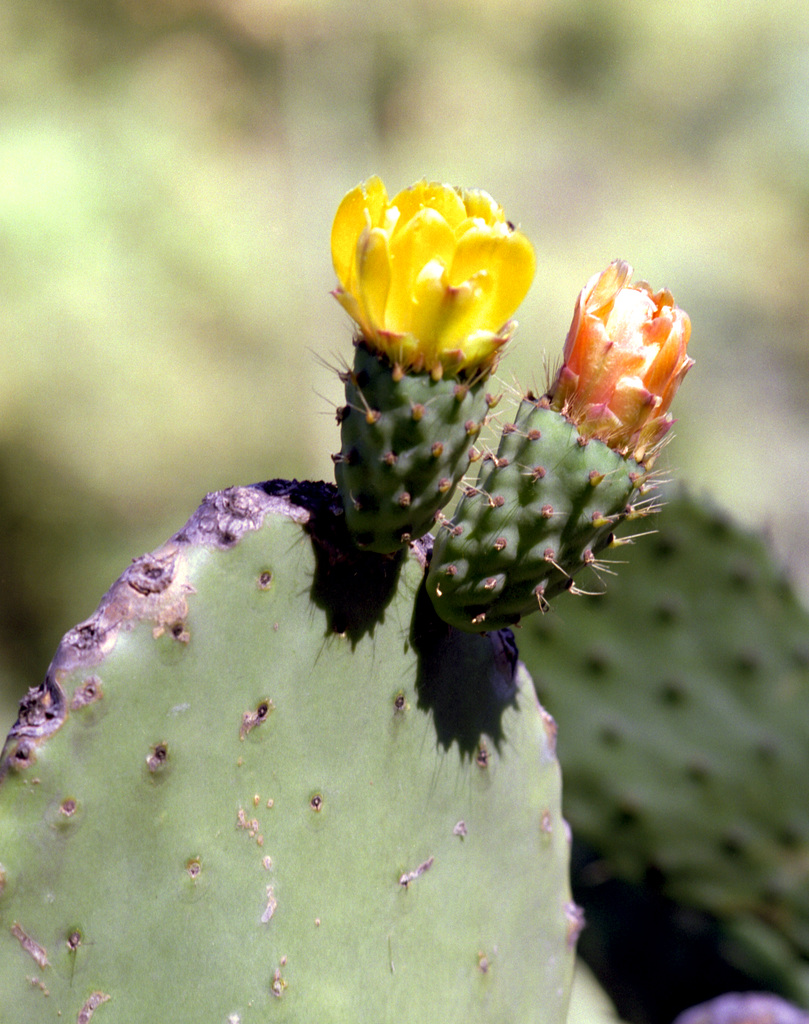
[425,258,693,634]
[0,174,697,1022]
[329,176,536,554]
[0,481,577,1023]
[518,491,809,1004]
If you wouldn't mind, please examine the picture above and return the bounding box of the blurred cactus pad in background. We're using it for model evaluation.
[3,1,809,1022]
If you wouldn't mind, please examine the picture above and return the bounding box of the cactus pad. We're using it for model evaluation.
[334,344,492,552]
[0,481,575,1023]
[426,397,649,632]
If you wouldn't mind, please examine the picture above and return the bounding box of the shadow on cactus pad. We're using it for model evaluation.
[411,578,520,758]
[261,478,522,760]
[261,478,405,644]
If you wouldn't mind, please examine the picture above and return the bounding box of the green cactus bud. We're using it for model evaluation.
[426,397,651,632]
[334,345,494,553]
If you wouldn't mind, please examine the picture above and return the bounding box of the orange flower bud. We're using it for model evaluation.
[549,260,693,461]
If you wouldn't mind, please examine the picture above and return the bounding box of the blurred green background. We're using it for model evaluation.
[2,0,809,736]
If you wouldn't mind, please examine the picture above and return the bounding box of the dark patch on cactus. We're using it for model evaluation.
[77,992,111,1023]
[240,698,273,739]
[175,485,274,547]
[0,672,66,779]
[308,536,405,641]
[146,741,169,773]
[14,672,65,738]
[261,477,407,643]
[125,550,176,595]
[168,619,190,643]
[11,921,49,968]
[71,675,102,709]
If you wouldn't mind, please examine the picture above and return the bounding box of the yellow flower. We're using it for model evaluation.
[549,260,693,461]
[331,176,536,379]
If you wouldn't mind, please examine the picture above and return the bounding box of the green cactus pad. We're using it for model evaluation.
[426,397,649,632]
[568,960,629,1024]
[334,344,492,553]
[0,481,576,1023]
[518,491,809,1003]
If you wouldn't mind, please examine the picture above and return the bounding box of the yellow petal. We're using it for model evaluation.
[332,287,364,329]
[382,330,425,372]
[449,227,536,330]
[386,208,456,334]
[389,181,467,234]
[355,227,391,336]
[330,175,538,378]
[452,328,508,374]
[435,275,494,351]
[409,258,449,348]
[459,188,505,227]
[330,176,388,288]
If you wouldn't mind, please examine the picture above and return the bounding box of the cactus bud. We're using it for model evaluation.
[548,259,693,462]
[331,176,536,379]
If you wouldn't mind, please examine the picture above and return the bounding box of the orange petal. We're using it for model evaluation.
[585,260,632,318]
